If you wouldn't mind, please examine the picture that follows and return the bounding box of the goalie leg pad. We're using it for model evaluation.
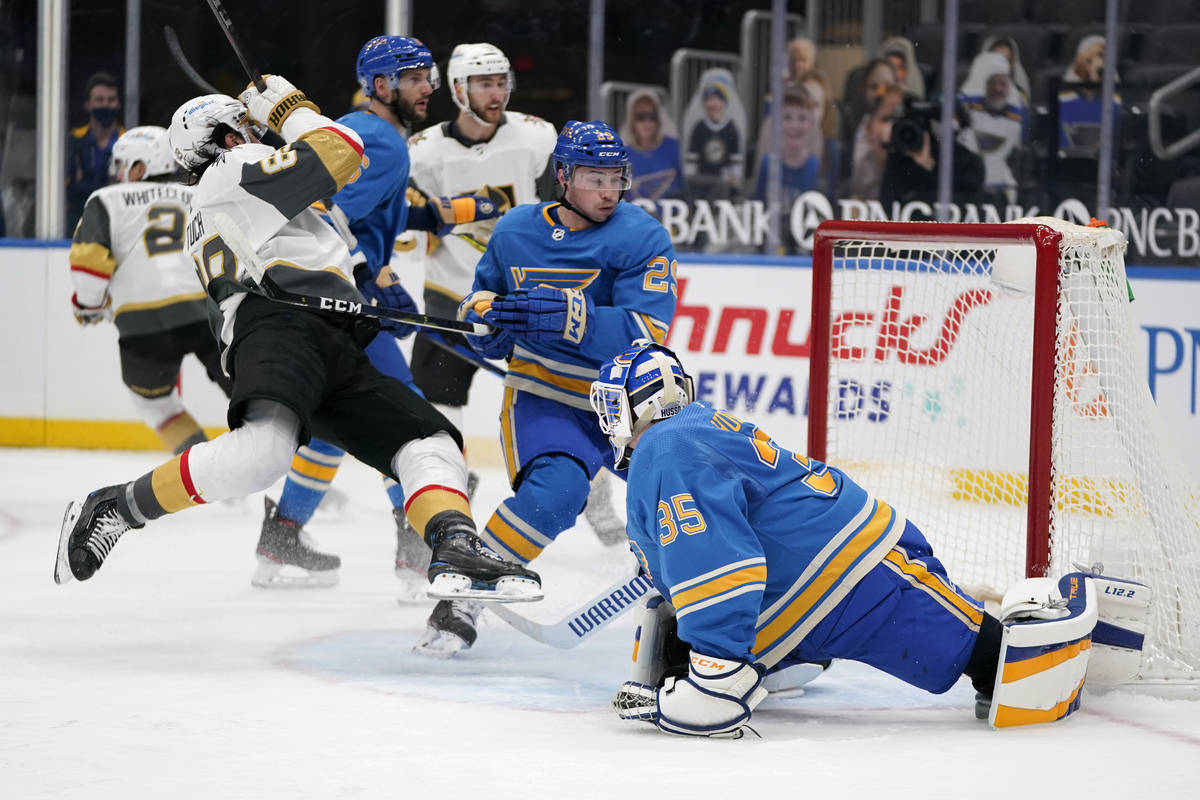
[989,573,1098,729]
[1085,574,1151,685]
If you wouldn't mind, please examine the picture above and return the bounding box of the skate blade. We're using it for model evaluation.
[411,627,471,659]
[251,560,339,589]
[395,568,433,606]
[53,501,81,585]
[426,573,544,603]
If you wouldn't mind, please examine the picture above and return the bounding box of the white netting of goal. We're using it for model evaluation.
[817,217,1200,683]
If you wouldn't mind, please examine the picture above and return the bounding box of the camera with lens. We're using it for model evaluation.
[888,97,940,155]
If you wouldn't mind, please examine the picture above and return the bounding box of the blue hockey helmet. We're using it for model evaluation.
[356,35,440,97]
[590,339,694,468]
[552,120,632,190]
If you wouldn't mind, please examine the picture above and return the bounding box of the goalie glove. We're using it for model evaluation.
[457,290,512,360]
[431,185,507,238]
[655,652,768,737]
[485,285,593,345]
[238,74,320,139]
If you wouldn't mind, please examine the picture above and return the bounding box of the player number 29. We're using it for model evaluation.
[657,493,707,546]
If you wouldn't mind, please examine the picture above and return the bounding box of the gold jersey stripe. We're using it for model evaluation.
[68,241,117,276]
[672,565,768,611]
[299,128,366,190]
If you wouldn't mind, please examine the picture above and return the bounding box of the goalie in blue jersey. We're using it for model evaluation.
[417,120,680,656]
[590,339,1152,737]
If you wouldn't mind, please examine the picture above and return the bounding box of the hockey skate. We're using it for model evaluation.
[393,507,432,604]
[412,599,482,658]
[424,510,543,602]
[583,472,628,547]
[251,497,340,588]
[54,484,143,584]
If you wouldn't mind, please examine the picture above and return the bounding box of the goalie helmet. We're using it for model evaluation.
[553,120,632,190]
[109,125,176,182]
[168,94,257,174]
[356,35,440,97]
[447,42,513,122]
[591,339,694,469]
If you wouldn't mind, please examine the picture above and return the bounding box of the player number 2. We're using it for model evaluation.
[143,206,184,256]
[657,493,707,546]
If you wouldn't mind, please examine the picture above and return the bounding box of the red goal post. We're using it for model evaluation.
[810,220,1062,579]
[807,217,1200,683]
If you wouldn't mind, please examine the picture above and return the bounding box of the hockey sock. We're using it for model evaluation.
[383,475,407,511]
[963,612,1004,698]
[277,439,346,525]
[477,454,590,563]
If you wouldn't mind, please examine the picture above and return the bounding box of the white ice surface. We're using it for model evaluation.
[3,447,1199,799]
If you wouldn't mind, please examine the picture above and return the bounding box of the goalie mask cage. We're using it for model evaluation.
[808,218,1200,683]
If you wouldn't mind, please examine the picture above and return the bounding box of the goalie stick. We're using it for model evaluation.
[489,566,658,649]
[163,26,220,95]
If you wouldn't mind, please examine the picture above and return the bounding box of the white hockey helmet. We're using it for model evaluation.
[109,125,177,182]
[590,339,694,469]
[168,94,257,174]
[447,42,513,122]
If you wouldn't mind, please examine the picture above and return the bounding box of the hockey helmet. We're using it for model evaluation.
[356,35,440,97]
[553,120,632,190]
[447,42,513,119]
[168,94,257,173]
[110,125,176,181]
[591,339,694,469]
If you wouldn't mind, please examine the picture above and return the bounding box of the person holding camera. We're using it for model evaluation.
[878,93,985,212]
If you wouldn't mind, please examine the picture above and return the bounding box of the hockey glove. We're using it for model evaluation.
[71,293,109,326]
[485,285,593,345]
[355,266,417,339]
[430,185,507,238]
[238,74,320,136]
[457,291,512,360]
[655,652,768,738]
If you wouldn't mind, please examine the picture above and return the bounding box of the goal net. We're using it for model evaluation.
[808,217,1200,683]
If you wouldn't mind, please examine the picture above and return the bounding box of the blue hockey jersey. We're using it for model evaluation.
[625,401,906,668]
[472,201,678,409]
[331,111,411,271]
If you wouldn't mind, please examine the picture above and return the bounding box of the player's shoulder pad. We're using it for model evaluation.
[612,202,674,245]
[507,110,558,143]
[488,201,544,237]
[336,112,404,155]
[406,121,444,150]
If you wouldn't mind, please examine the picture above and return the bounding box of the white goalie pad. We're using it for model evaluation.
[1085,574,1151,686]
[990,573,1098,729]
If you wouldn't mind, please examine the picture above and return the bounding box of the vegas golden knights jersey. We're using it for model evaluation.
[69,182,207,336]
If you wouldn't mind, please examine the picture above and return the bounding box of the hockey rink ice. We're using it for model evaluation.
[3,446,1199,798]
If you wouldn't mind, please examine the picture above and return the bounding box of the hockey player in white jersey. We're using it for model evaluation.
[54,78,541,607]
[69,125,231,453]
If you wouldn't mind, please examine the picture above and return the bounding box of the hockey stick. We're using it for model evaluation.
[202,0,266,92]
[488,567,658,649]
[422,330,506,377]
[260,274,491,335]
[163,26,220,94]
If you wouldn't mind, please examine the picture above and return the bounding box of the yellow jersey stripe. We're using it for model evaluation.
[484,512,544,562]
[298,127,365,190]
[150,454,197,512]
[69,241,117,276]
[289,457,341,483]
[1002,638,1091,684]
[500,387,520,483]
[635,313,669,343]
[507,358,595,396]
[753,502,895,656]
[670,556,766,593]
[672,565,768,611]
[991,679,1085,728]
[883,549,984,627]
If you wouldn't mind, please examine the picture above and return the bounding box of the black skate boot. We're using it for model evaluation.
[252,497,341,588]
[54,484,143,584]
[412,599,483,658]
[424,510,542,602]
[393,507,432,604]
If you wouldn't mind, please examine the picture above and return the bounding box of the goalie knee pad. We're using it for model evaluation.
[988,573,1098,729]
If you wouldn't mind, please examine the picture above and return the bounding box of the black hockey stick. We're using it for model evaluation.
[260,274,491,336]
[164,26,220,94]
[422,330,506,377]
[202,0,266,92]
